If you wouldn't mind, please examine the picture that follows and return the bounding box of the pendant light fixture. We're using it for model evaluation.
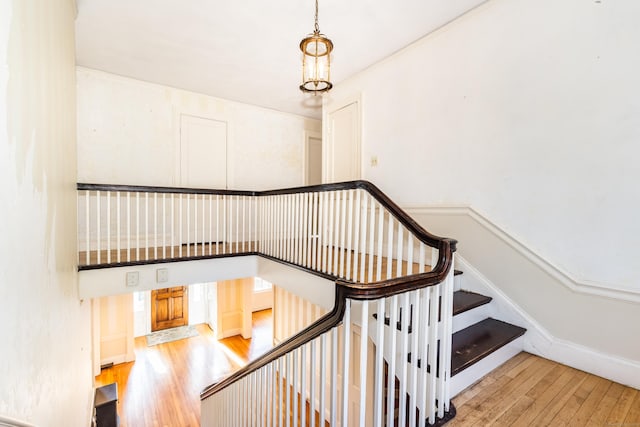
[299,0,333,94]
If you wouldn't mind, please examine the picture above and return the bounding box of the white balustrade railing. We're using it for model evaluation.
[201,263,455,427]
[77,183,440,282]
[77,181,457,426]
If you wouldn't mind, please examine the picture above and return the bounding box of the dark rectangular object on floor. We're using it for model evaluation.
[94,382,118,427]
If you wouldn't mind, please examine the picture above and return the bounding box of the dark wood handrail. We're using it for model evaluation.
[77,180,456,251]
[77,180,457,402]
[200,239,454,400]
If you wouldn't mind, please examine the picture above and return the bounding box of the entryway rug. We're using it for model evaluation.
[146,325,199,347]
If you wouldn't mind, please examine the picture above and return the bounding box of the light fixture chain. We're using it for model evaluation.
[314,0,320,33]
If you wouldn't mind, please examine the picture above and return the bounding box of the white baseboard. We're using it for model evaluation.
[456,255,640,390]
[220,328,242,338]
[100,355,127,367]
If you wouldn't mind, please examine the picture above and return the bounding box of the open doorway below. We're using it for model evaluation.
[132,278,274,340]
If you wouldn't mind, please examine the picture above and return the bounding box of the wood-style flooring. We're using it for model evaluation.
[450,352,640,426]
[95,309,273,427]
[96,312,639,427]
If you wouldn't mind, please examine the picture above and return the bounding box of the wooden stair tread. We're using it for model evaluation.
[453,290,492,316]
[451,318,526,377]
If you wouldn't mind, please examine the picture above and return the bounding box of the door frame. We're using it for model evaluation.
[322,92,362,183]
[302,130,322,185]
[172,107,233,188]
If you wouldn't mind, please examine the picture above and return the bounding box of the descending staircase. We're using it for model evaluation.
[378,269,526,426]
[450,270,527,397]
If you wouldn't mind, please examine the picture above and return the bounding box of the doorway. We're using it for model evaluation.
[150,286,189,331]
[304,131,322,185]
[179,114,228,189]
[324,98,361,183]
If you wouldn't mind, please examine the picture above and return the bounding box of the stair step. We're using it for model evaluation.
[451,318,526,377]
[453,290,492,316]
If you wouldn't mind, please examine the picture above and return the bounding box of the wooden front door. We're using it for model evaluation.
[151,286,189,331]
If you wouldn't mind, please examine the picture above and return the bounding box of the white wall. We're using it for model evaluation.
[325,0,640,292]
[98,294,135,366]
[77,68,321,190]
[0,0,93,425]
[324,0,640,375]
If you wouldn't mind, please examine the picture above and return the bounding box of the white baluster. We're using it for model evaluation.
[106,191,111,264]
[386,215,394,279]
[310,339,317,427]
[311,193,318,271]
[301,345,307,427]
[178,194,183,258]
[116,191,121,263]
[319,334,326,427]
[330,327,338,427]
[242,195,246,253]
[359,300,369,427]
[223,195,227,255]
[399,291,410,427]
[127,192,131,262]
[427,286,439,424]
[358,192,367,283]
[163,193,167,259]
[342,301,351,427]
[373,298,385,427]
[409,289,420,427]
[339,191,347,278]
[346,190,354,280]
[327,192,335,276]
[397,224,404,278]
[368,198,376,282]
[303,193,309,267]
[208,194,213,256]
[85,191,90,265]
[386,295,398,427]
[236,195,240,254]
[96,190,101,264]
[376,205,384,281]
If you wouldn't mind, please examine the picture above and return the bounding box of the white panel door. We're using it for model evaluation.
[179,115,227,247]
[326,101,361,183]
[180,114,227,189]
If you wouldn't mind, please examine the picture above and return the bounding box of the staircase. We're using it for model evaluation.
[375,269,526,426]
[76,180,527,426]
[450,270,527,397]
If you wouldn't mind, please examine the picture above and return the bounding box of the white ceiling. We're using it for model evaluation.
[75,0,486,119]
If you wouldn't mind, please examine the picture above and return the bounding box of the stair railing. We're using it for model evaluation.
[76,180,457,426]
[201,257,455,427]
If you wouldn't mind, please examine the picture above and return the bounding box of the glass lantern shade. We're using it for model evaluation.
[299,33,333,93]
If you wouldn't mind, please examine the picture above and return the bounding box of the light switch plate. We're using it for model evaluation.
[126,271,139,287]
[156,268,168,283]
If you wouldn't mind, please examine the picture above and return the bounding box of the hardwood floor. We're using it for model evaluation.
[96,316,639,427]
[450,352,640,426]
[95,309,273,427]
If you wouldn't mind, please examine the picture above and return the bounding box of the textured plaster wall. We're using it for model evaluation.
[0,0,93,424]
[76,68,321,190]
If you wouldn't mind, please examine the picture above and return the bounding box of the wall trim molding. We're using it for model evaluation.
[0,415,37,427]
[404,205,640,303]
[455,255,640,390]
